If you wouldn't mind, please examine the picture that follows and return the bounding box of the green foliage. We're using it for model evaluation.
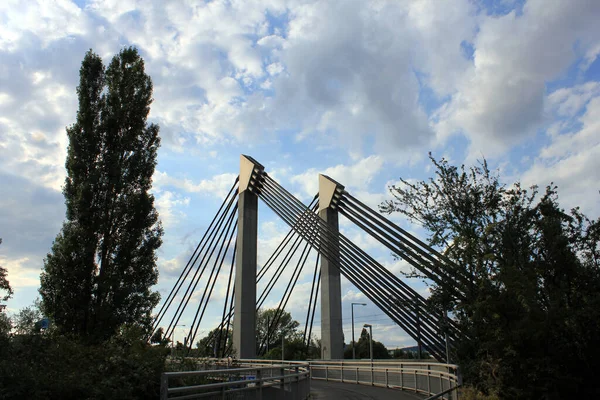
[10,299,47,335]
[459,386,500,400]
[40,48,162,341]
[195,327,233,357]
[256,308,300,353]
[263,335,320,360]
[0,312,11,338]
[0,239,14,302]
[150,327,170,346]
[344,327,390,359]
[390,348,430,359]
[381,153,600,398]
[0,327,168,400]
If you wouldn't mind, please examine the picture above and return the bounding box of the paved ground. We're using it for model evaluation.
[310,380,425,400]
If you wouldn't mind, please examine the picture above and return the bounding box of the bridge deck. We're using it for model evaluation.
[311,380,425,400]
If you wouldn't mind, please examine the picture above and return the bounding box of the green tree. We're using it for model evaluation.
[195,327,233,357]
[343,327,390,359]
[256,308,300,353]
[0,239,13,302]
[13,300,44,335]
[381,154,600,398]
[40,48,163,341]
[0,312,11,337]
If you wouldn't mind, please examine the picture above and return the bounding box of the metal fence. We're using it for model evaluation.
[309,360,460,399]
[160,361,310,400]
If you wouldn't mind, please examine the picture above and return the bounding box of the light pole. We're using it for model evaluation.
[351,303,366,360]
[363,324,373,362]
[170,325,186,357]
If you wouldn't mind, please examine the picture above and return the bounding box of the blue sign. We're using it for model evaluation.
[39,318,49,329]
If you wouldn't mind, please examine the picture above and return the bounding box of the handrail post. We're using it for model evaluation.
[160,373,168,400]
[280,367,285,390]
[415,369,418,393]
[399,364,403,389]
[256,369,262,400]
[294,366,300,400]
[427,364,431,395]
[385,368,388,388]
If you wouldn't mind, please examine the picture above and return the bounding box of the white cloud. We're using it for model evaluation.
[154,171,238,199]
[272,1,434,155]
[0,256,41,289]
[545,82,600,119]
[434,0,600,156]
[154,190,190,228]
[521,92,600,215]
[291,155,385,198]
[406,0,476,97]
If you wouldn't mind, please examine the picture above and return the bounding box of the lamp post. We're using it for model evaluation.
[363,324,373,362]
[171,325,186,357]
[351,303,367,360]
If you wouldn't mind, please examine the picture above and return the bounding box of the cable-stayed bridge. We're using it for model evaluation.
[151,155,469,363]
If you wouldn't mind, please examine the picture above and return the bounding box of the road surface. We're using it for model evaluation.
[311,380,425,399]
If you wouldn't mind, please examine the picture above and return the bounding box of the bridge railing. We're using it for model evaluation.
[160,360,310,400]
[309,360,460,399]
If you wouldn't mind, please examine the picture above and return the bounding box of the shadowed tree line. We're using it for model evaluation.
[190,309,321,360]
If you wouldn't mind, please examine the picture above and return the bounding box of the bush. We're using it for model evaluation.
[459,386,500,400]
[0,328,168,400]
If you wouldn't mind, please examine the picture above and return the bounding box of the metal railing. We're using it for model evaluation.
[160,360,310,400]
[309,360,460,399]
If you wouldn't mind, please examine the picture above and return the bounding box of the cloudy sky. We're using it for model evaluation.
[1,0,599,349]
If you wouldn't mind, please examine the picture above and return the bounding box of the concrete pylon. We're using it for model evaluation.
[318,174,345,360]
[233,155,264,359]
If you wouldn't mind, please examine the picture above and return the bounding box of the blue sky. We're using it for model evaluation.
[1,0,599,349]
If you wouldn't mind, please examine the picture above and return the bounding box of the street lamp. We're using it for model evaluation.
[170,325,186,357]
[351,303,367,360]
[363,324,373,362]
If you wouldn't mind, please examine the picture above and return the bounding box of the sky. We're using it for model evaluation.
[1,0,599,350]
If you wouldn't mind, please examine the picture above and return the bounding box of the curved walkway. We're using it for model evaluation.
[311,380,425,400]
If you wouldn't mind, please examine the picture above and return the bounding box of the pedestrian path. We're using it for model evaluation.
[311,379,425,400]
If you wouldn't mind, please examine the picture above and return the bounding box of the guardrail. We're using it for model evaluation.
[309,360,460,399]
[160,360,310,400]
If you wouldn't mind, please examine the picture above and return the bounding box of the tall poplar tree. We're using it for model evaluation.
[40,48,163,341]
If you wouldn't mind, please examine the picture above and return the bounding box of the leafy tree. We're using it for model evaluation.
[150,327,170,346]
[392,348,416,359]
[381,154,600,398]
[195,327,233,357]
[13,300,44,335]
[0,239,13,302]
[262,332,321,360]
[40,48,163,341]
[0,312,11,338]
[256,308,300,353]
[343,327,390,359]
